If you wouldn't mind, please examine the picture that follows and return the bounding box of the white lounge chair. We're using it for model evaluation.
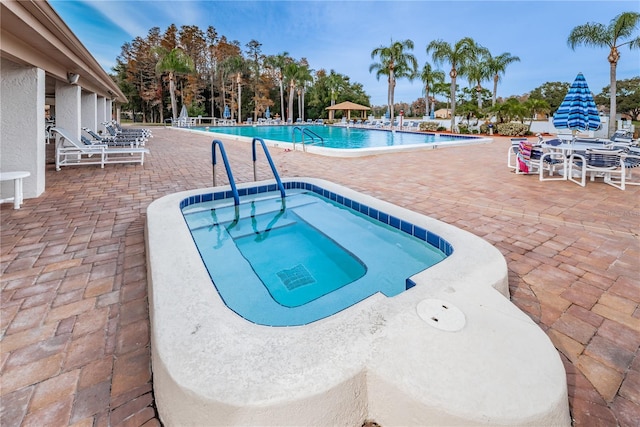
[103,121,152,142]
[82,127,142,148]
[51,127,149,171]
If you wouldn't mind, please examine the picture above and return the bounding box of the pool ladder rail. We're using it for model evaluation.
[211,137,286,208]
[292,126,324,152]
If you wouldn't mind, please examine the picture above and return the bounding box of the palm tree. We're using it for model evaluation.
[369,39,418,127]
[523,98,550,132]
[283,62,303,122]
[295,65,313,122]
[419,62,445,119]
[154,46,195,121]
[427,37,479,132]
[219,55,245,119]
[492,98,526,124]
[245,39,263,122]
[205,26,219,119]
[432,81,451,115]
[460,45,491,111]
[568,11,640,137]
[327,70,346,120]
[236,72,242,122]
[485,52,520,107]
[265,52,290,120]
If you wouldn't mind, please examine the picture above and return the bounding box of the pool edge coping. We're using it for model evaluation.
[169,125,493,157]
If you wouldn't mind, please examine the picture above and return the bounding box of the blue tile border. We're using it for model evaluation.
[180,181,454,256]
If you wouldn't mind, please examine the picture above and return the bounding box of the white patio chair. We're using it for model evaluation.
[568,148,625,190]
[507,138,527,169]
[514,139,565,180]
[607,147,640,189]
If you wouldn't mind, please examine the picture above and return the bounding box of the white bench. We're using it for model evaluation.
[0,171,30,209]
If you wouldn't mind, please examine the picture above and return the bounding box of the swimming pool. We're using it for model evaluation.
[182,188,448,326]
[184,125,492,156]
[146,177,570,426]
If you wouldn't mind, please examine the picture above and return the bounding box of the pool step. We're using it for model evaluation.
[184,192,314,231]
[225,210,297,240]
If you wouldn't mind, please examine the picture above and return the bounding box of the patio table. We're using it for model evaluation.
[540,141,619,181]
[0,170,30,209]
[540,141,610,155]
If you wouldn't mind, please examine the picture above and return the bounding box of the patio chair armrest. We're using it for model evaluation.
[588,148,623,155]
[607,142,631,149]
[568,153,586,163]
[540,151,566,162]
[621,152,640,166]
[58,144,107,151]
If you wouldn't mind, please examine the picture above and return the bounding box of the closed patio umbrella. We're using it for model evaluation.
[178,104,188,120]
[265,106,270,119]
[223,105,231,119]
[553,72,601,134]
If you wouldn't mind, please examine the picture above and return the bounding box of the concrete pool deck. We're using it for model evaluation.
[1,127,638,426]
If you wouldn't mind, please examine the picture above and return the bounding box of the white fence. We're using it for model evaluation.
[417,116,627,138]
[528,117,610,138]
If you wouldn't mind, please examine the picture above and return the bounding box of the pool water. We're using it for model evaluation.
[195,125,471,149]
[182,190,448,326]
[231,208,366,307]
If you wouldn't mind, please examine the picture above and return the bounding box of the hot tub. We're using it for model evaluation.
[146,177,570,426]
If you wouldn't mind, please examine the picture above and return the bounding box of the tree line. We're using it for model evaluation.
[113,24,368,124]
[368,11,639,136]
[113,11,639,136]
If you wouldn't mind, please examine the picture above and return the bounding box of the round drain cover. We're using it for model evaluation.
[417,299,465,332]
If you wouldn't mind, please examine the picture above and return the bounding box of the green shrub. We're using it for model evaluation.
[419,121,440,131]
[188,104,206,117]
[479,123,491,134]
[496,123,529,136]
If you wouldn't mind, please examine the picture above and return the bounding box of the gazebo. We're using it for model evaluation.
[325,101,370,121]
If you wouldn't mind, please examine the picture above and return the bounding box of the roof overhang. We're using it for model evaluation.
[326,101,371,111]
[1,0,127,103]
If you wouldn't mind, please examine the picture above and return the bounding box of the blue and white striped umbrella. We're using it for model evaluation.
[553,73,601,132]
[223,104,231,119]
[265,106,271,119]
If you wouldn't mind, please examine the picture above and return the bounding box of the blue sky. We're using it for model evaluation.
[50,0,639,106]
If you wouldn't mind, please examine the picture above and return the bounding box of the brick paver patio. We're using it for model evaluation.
[1,127,638,426]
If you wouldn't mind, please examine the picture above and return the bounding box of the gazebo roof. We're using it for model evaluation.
[325,101,370,111]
